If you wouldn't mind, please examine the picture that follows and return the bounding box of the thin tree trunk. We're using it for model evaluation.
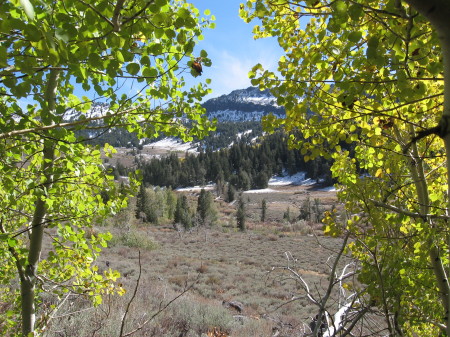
[21,69,59,336]
[404,0,450,334]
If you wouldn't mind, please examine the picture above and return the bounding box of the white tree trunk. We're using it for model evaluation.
[404,0,450,334]
[21,69,59,336]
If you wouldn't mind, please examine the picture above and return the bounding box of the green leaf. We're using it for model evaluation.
[142,67,158,78]
[55,27,70,43]
[23,24,41,41]
[348,31,362,43]
[115,50,125,63]
[126,62,140,75]
[7,238,17,248]
[0,46,7,68]
[19,0,35,20]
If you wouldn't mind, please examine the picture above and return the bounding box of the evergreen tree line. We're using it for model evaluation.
[195,121,263,150]
[135,184,217,229]
[202,96,285,116]
[138,132,333,191]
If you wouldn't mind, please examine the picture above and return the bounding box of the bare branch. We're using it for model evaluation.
[369,198,450,220]
[119,250,142,337]
[121,275,199,337]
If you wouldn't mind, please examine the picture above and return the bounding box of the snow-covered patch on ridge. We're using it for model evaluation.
[242,96,277,105]
[207,109,271,122]
[237,130,253,138]
[145,137,197,153]
[64,103,110,121]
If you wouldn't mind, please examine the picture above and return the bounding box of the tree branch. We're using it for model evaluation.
[369,199,450,220]
[119,250,141,337]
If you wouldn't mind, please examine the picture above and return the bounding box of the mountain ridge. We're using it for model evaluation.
[72,86,284,148]
[202,86,285,122]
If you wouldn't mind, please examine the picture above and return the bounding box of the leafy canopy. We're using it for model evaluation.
[0,0,215,335]
[242,0,448,335]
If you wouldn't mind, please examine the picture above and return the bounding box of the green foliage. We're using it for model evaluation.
[227,184,236,203]
[261,199,267,222]
[236,196,246,232]
[196,189,217,226]
[174,194,193,229]
[0,0,215,335]
[139,131,332,190]
[283,207,291,222]
[243,0,450,334]
[109,229,158,250]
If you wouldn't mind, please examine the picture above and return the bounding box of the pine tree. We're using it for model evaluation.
[197,189,208,225]
[261,198,267,222]
[283,206,291,222]
[165,188,177,220]
[175,194,192,229]
[298,196,311,222]
[254,171,269,189]
[227,184,236,202]
[215,170,225,197]
[135,183,147,220]
[236,196,246,231]
[197,189,217,226]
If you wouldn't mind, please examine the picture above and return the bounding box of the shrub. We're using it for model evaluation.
[109,230,158,250]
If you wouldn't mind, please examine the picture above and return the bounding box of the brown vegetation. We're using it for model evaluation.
[44,183,345,336]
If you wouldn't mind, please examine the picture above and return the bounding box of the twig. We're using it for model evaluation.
[121,274,199,337]
[119,250,142,337]
[369,199,450,220]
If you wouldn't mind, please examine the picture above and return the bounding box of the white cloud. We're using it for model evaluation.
[205,46,281,98]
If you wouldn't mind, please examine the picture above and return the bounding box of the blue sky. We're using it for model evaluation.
[20,1,281,108]
[188,0,282,99]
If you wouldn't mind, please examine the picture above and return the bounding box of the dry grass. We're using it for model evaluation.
[52,228,346,336]
[43,185,350,337]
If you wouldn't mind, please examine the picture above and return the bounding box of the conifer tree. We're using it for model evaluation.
[197,189,217,226]
[135,183,148,220]
[236,196,246,231]
[227,184,236,203]
[175,194,192,229]
[261,199,267,222]
[165,188,177,220]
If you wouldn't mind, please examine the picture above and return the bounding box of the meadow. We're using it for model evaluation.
[44,182,351,337]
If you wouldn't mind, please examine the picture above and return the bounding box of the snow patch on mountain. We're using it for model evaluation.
[208,109,274,122]
[144,137,197,153]
[64,103,110,121]
[224,86,277,104]
[202,86,285,122]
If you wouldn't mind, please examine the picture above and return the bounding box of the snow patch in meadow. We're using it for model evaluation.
[268,172,307,186]
[301,178,317,186]
[319,186,337,192]
[176,185,215,192]
[268,172,335,191]
[243,188,278,194]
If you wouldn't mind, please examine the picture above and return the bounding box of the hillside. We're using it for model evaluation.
[202,86,285,122]
[73,87,283,149]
